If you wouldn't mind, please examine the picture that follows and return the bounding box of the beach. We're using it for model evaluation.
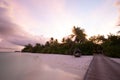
[0,53,92,80]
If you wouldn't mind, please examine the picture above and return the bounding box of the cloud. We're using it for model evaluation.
[0,0,47,51]
[114,0,120,26]
[115,0,120,7]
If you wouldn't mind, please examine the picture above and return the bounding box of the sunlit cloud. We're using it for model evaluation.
[114,0,120,26]
[115,0,120,7]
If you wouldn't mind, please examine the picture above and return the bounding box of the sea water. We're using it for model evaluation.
[0,52,80,80]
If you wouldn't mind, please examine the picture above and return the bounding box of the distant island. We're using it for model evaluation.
[22,26,120,58]
[15,51,21,52]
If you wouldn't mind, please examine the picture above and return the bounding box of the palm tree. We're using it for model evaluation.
[62,38,65,43]
[22,44,33,52]
[50,37,54,43]
[89,35,106,44]
[117,31,120,35]
[71,26,87,44]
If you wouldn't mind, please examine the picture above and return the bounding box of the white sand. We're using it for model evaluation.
[0,53,93,80]
[110,58,120,64]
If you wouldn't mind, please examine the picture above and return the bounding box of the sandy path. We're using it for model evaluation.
[84,54,120,80]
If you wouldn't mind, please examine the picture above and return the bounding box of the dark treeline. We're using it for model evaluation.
[22,26,120,58]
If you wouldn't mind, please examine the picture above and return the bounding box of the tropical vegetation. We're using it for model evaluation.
[22,26,120,58]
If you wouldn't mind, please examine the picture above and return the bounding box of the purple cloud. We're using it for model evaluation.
[0,0,46,51]
[115,1,120,26]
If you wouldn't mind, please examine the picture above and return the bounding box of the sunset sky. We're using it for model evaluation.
[0,0,120,51]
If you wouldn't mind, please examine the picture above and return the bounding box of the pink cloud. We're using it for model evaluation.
[115,0,120,7]
[0,0,47,51]
[9,0,74,40]
[114,0,120,26]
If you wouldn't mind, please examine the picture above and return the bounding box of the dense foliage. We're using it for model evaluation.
[22,26,120,58]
